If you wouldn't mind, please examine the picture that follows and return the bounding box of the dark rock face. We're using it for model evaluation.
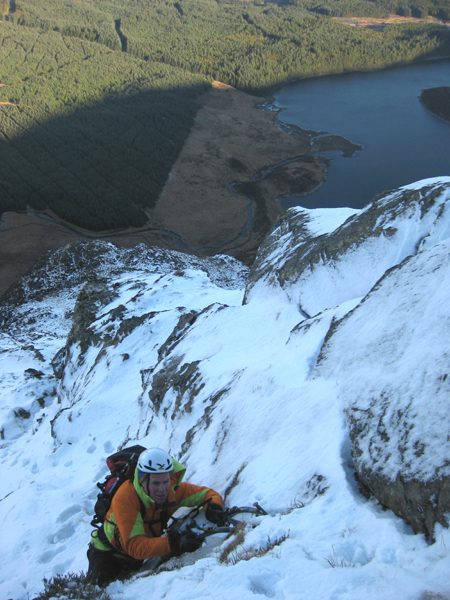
[144,303,225,417]
[148,358,203,415]
[346,367,450,540]
[353,457,450,541]
[65,280,117,361]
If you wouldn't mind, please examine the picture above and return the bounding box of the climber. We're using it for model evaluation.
[87,447,226,586]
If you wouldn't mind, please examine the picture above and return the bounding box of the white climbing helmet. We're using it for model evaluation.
[137,448,173,474]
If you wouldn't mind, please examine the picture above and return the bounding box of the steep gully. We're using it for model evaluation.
[114,19,127,53]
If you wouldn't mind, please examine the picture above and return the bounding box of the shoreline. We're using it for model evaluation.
[150,83,325,266]
[419,86,450,123]
[0,83,324,295]
[2,56,449,296]
[266,55,450,98]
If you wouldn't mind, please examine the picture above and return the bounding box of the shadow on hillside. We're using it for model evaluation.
[0,82,208,231]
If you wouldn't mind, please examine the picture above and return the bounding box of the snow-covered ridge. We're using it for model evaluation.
[1,177,450,600]
[245,176,450,315]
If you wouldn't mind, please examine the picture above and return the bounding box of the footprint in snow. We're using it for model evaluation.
[38,545,67,564]
[248,573,281,598]
[56,504,82,523]
[46,523,76,544]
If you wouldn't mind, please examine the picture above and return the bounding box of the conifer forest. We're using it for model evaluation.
[1,0,449,230]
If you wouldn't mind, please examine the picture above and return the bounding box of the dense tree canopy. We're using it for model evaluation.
[1,0,449,229]
[289,0,450,20]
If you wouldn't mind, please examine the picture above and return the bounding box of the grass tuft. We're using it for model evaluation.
[220,530,289,565]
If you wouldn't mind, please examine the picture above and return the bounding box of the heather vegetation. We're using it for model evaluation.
[1,0,449,229]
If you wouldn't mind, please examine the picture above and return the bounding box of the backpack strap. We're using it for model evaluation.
[144,510,169,538]
[142,501,176,536]
[101,494,148,554]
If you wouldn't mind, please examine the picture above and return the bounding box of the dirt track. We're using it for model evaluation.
[0,82,323,296]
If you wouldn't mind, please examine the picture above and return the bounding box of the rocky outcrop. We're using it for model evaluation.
[244,177,450,540]
[65,280,117,361]
[0,240,248,327]
[353,460,450,542]
[244,180,450,315]
[0,241,120,307]
[314,235,450,540]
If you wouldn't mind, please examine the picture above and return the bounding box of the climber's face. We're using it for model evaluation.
[144,472,171,506]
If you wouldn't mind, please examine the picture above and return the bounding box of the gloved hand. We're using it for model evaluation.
[168,528,203,556]
[205,502,228,526]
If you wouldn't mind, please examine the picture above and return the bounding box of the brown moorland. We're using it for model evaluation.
[0,82,325,296]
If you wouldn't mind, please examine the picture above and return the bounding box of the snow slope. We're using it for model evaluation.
[1,178,450,600]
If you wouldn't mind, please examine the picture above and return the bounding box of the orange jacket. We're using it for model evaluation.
[92,458,222,561]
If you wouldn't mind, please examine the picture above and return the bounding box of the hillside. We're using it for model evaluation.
[1,0,450,235]
[0,82,322,294]
[1,176,449,600]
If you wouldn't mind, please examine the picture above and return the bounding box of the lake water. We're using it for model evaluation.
[274,59,450,210]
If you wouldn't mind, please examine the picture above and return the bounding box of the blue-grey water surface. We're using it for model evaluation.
[274,59,450,209]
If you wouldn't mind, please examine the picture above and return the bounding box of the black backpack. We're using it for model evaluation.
[91,445,146,529]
